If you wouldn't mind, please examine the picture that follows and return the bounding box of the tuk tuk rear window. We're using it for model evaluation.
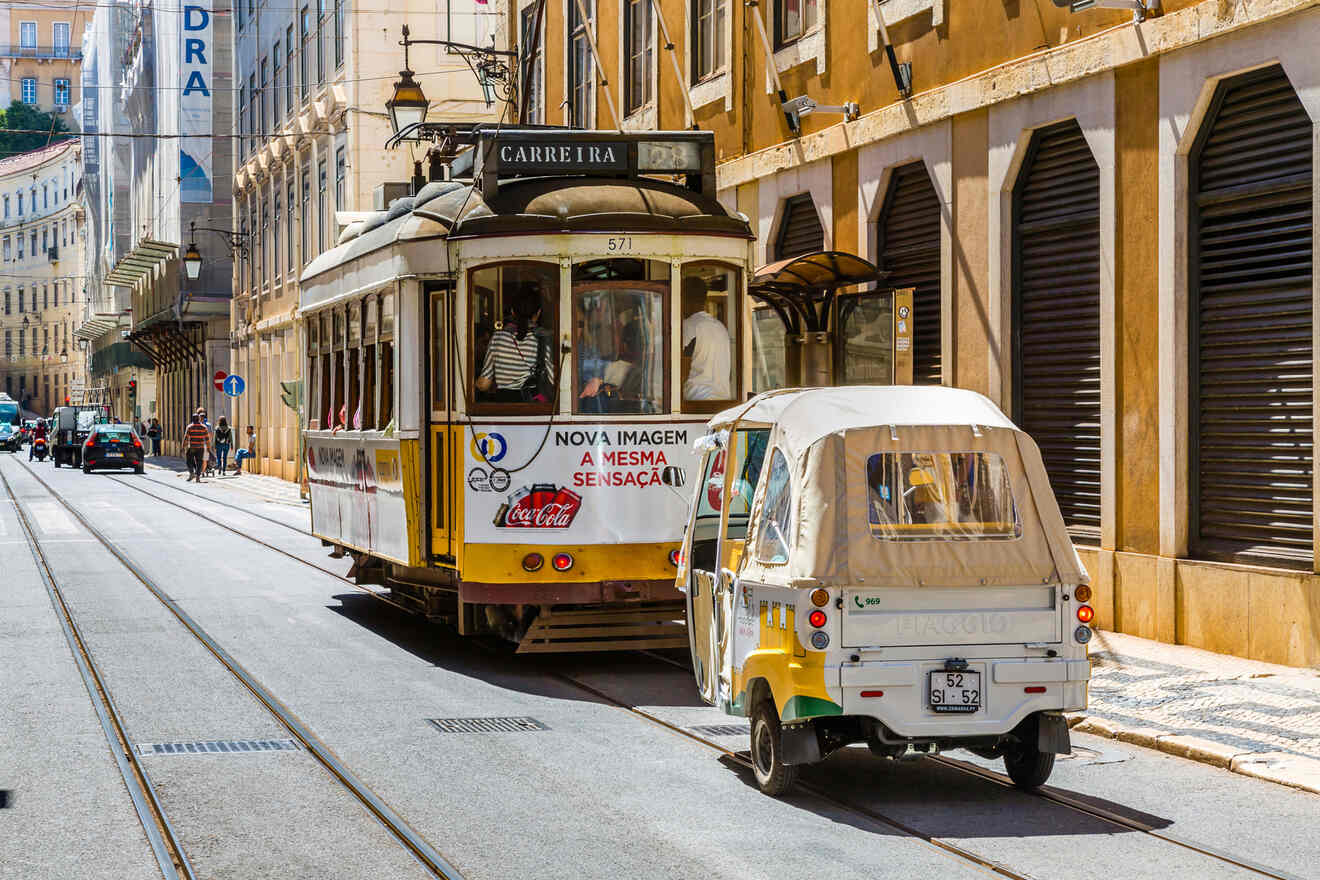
[865,452,1021,541]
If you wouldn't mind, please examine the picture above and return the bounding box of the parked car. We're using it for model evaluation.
[81,424,145,474]
[0,422,19,453]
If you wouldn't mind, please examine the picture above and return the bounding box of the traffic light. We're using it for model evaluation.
[64,396,70,405]
[127,378,137,401]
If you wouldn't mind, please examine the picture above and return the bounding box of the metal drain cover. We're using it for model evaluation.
[428,717,548,733]
[136,739,299,756]
[690,724,751,737]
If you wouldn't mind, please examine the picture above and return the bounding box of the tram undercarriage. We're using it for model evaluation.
[343,550,687,653]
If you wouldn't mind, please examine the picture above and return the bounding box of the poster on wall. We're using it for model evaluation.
[179,1,213,203]
[463,422,703,544]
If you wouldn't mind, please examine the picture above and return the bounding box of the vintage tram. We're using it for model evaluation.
[298,128,760,652]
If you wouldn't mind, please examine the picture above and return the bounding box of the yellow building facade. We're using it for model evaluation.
[0,140,85,414]
[0,1,88,116]
[510,0,1320,666]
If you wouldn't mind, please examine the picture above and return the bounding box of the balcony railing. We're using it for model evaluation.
[0,44,81,60]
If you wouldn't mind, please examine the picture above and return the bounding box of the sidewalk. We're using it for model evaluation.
[143,455,306,506]
[1071,629,1320,795]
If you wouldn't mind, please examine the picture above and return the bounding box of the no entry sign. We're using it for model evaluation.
[213,370,228,391]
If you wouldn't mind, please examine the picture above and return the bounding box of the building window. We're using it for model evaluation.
[335,146,346,212]
[20,22,37,50]
[568,0,595,128]
[624,0,653,115]
[273,42,282,123]
[2,237,8,261]
[318,159,328,255]
[2,196,7,218]
[316,0,326,85]
[260,58,269,135]
[248,73,257,153]
[273,190,282,281]
[21,78,38,105]
[238,85,246,144]
[334,0,346,69]
[43,185,48,209]
[520,5,544,124]
[691,0,727,83]
[773,0,817,47]
[286,27,296,111]
[53,22,71,56]
[261,201,270,287]
[288,177,297,271]
[54,79,70,106]
[300,8,312,101]
[301,169,311,265]
[18,288,25,312]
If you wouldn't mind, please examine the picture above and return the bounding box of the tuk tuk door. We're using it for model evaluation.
[684,445,726,704]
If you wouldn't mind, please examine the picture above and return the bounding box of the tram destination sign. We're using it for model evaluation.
[495,141,628,174]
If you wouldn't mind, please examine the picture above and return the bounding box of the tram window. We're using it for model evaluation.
[332,308,346,429]
[751,307,788,392]
[430,291,446,412]
[347,302,362,429]
[318,312,332,430]
[363,296,378,429]
[838,293,893,385]
[308,317,321,429]
[379,293,395,430]
[680,263,738,411]
[572,259,667,415]
[470,262,559,410]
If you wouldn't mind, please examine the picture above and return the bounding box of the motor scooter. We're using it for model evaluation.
[31,436,49,462]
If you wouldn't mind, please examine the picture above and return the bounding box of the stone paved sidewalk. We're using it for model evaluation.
[1072,630,1320,795]
[143,455,305,506]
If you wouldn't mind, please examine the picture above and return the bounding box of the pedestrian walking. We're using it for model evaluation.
[214,417,233,475]
[182,412,210,482]
[232,425,257,474]
[147,418,162,457]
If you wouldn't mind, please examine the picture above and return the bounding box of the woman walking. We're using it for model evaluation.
[214,417,233,475]
[146,418,162,457]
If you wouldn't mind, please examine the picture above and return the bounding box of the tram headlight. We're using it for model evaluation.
[522,553,545,572]
[1074,625,1093,644]
[551,552,574,572]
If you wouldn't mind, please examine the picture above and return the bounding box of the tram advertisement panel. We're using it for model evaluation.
[307,434,409,563]
[464,423,701,544]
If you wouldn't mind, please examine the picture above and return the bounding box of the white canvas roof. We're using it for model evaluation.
[719,387,1089,589]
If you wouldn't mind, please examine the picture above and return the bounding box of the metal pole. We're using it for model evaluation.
[652,1,696,129]
[868,0,912,98]
[744,1,798,134]
[571,0,622,130]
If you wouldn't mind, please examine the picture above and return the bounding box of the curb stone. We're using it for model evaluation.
[1066,712,1320,795]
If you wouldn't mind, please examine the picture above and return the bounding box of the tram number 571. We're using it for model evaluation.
[606,236,634,252]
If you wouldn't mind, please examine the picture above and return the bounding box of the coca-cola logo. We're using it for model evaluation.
[496,484,583,529]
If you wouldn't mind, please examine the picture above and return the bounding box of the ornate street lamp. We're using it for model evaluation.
[183,220,251,280]
[386,29,430,136]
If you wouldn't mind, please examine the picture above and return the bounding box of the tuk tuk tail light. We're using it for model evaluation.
[1076,604,1095,624]
[809,588,829,607]
[808,610,827,629]
[1073,584,1092,603]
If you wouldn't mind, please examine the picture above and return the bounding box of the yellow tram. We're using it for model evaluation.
[298,128,757,652]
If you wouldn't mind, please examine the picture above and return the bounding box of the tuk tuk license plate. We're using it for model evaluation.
[929,671,981,713]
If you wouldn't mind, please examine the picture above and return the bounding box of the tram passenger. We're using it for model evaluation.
[681,276,732,401]
[475,292,554,403]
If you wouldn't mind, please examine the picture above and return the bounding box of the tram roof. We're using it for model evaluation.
[300,174,751,287]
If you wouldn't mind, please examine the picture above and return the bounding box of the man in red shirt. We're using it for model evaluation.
[181,412,211,482]
[28,420,47,461]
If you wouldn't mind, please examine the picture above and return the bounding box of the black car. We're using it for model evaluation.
[82,424,145,474]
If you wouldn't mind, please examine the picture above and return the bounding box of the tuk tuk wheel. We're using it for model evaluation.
[1003,741,1055,790]
[750,700,798,796]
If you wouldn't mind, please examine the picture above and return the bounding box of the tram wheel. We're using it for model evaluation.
[750,700,797,797]
[1003,738,1055,790]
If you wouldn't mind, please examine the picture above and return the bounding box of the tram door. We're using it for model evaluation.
[427,284,454,560]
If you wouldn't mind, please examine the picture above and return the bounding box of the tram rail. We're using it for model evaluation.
[49,462,1301,880]
[4,458,466,880]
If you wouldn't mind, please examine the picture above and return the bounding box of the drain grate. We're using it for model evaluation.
[690,724,751,737]
[428,717,548,733]
[136,739,300,756]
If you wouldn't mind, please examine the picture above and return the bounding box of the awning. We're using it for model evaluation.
[104,238,178,288]
[749,250,889,333]
[74,313,126,341]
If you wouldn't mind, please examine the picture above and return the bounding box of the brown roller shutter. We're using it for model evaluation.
[878,162,942,384]
[775,193,825,259]
[1191,65,1313,566]
[1012,119,1101,540]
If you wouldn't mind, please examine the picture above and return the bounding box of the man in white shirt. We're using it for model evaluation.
[681,277,732,401]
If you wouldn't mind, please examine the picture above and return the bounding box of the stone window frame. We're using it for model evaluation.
[685,0,733,113]
[618,0,659,131]
[761,0,826,88]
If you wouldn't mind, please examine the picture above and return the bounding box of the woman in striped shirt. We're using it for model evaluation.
[475,293,554,403]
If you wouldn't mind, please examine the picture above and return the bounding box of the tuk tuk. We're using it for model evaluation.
[678,386,1091,795]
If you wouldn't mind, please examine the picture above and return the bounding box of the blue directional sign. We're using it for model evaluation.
[223,374,246,397]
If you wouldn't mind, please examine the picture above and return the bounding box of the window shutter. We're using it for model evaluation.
[1012,119,1102,540]
[1191,65,1313,565]
[878,162,942,385]
[775,193,824,260]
